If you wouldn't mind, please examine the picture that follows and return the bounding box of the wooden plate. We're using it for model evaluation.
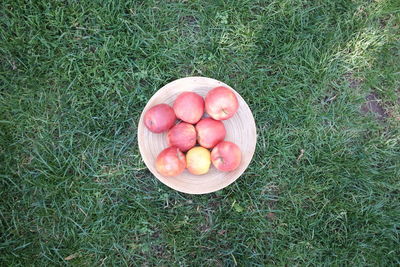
[138,77,257,194]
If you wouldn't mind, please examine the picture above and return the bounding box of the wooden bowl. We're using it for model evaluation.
[138,77,257,194]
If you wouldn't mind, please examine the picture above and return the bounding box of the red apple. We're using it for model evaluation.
[205,86,239,120]
[155,147,186,176]
[195,118,226,149]
[144,104,176,133]
[167,122,196,152]
[211,141,241,172]
[173,92,204,124]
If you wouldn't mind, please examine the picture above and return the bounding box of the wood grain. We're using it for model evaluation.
[138,77,257,194]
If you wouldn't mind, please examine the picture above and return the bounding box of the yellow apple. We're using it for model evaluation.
[186,147,211,175]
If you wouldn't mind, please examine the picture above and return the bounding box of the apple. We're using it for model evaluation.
[167,122,196,152]
[155,146,186,176]
[144,104,176,133]
[186,147,211,175]
[205,86,239,120]
[173,92,204,124]
[196,118,226,149]
[211,141,241,172]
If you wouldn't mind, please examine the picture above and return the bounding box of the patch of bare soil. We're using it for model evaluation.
[361,92,388,120]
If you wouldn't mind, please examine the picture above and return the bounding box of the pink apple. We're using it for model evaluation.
[211,141,241,172]
[195,118,226,149]
[167,122,196,152]
[173,92,204,124]
[144,104,176,133]
[205,86,239,120]
[155,147,186,176]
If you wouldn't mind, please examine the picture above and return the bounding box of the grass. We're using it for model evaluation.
[1,0,399,265]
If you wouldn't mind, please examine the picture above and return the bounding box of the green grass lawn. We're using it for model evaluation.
[1,0,399,265]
